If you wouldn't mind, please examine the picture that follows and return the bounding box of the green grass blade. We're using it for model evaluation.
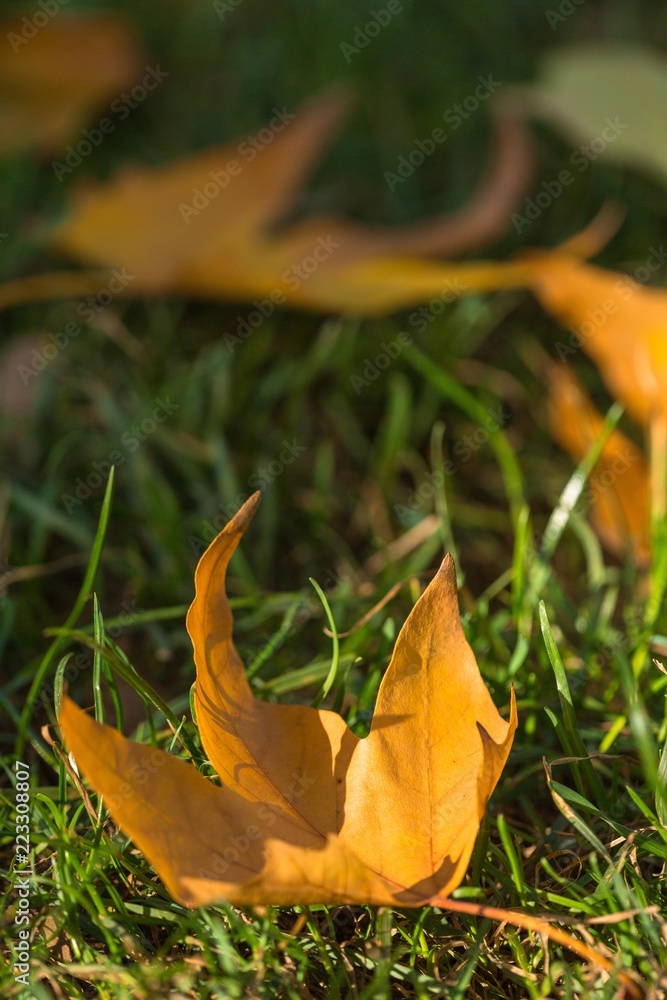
[404,344,525,527]
[16,468,116,757]
[539,601,606,805]
[92,594,105,723]
[310,579,340,708]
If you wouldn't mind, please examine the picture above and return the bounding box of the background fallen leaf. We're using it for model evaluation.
[38,93,534,315]
[524,250,667,429]
[509,44,667,188]
[546,362,650,565]
[0,14,144,156]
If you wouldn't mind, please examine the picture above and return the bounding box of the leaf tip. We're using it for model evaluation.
[235,489,261,524]
[435,552,458,595]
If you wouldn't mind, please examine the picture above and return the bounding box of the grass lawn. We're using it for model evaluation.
[1,0,667,996]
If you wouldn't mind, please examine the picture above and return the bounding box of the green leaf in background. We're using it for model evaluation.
[509,45,667,188]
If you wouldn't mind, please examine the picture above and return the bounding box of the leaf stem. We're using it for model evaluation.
[430,897,642,998]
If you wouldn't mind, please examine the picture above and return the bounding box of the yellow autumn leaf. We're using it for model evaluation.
[524,249,667,429]
[59,492,516,907]
[546,362,650,565]
[0,14,144,156]
[2,91,533,316]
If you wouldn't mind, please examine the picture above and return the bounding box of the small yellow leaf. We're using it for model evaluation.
[59,493,515,907]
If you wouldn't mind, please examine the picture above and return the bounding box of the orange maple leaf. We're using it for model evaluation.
[59,492,516,907]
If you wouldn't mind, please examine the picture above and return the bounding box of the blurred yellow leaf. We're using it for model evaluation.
[59,493,516,907]
[43,91,533,315]
[526,250,667,429]
[546,362,650,565]
[0,14,144,156]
